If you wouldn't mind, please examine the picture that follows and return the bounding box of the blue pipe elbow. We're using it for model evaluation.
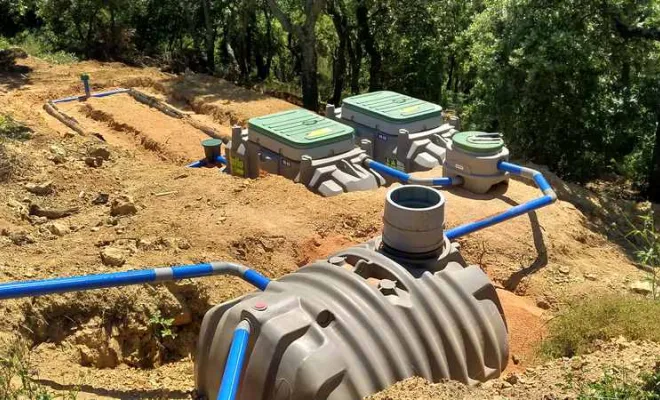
[445,161,557,240]
[364,159,461,187]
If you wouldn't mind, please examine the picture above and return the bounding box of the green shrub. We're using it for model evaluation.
[0,114,32,141]
[540,296,660,358]
[11,31,78,64]
[0,36,10,50]
[578,365,660,399]
[0,340,77,399]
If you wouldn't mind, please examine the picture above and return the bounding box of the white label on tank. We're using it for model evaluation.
[455,163,465,171]
[282,159,291,167]
[377,133,388,141]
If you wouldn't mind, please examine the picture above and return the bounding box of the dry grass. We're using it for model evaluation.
[540,296,660,358]
[0,143,19,183]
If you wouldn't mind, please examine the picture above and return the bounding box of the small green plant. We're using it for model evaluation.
[149,310,177,340]
[577,364,660,399]
[0,114,32,141]
[626,211,660,299]
[540,296,660,358]
[0,340,77,399]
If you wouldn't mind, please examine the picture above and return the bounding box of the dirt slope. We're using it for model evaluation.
[0,56,647,399]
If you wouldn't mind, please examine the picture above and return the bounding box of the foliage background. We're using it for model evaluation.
[1,0,659,195]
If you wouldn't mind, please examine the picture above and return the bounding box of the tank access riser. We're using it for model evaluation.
[196,186,509,400]
[226,110,386,197]
[326,91,460,173]
[444,131,510,194]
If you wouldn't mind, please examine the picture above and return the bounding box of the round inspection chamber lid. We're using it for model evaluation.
[202,138,223,148]
[452,131,504,154]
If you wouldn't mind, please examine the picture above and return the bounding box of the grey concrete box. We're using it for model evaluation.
[444,132,510,194]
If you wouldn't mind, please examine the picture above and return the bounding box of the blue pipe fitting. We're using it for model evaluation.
[364,159,461,187]
[0,261,270,300]
[188,155,227,168]
[445,161,557,240]
[365,159,410,183]
[217,320,252,400]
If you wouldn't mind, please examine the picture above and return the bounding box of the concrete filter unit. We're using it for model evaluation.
[326,90,459,172]
[225,109,385,197]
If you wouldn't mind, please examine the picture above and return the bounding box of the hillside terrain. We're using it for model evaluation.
[0,56,654,399]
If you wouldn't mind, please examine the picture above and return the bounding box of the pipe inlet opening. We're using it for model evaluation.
[383,185,446,256]
[389,186,442,210]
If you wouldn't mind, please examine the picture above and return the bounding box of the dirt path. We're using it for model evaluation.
[0,56,647,399]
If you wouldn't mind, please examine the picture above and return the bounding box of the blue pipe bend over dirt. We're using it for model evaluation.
[188,155,228,168]
[0,261,270,300]
[217,320,252,400]
[364,158,464,187]
[445,161,557,240]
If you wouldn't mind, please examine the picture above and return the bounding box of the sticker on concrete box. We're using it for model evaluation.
[230,157,245,177]
[386,158,405,171]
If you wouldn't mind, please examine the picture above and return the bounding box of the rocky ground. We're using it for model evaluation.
[0,55,655,399]
[369,338,660,399]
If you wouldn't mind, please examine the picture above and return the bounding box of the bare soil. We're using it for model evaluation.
[0,56,649,399]
[368,338,660,399]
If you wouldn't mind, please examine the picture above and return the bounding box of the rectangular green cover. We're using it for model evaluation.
[342,91,442,123]
[248,109,354,149]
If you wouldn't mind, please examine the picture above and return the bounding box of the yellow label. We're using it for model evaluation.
[401,105,420,114]
[305,128,332,139]
[230,157,245,177]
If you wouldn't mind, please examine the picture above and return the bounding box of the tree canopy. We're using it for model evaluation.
[1,0,659,200]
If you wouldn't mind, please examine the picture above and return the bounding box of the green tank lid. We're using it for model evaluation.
[342,91,442,123]
[248,109,354,149]
[452,131,504,154]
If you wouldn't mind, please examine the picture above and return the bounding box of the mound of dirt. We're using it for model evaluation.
[368,338,660,399]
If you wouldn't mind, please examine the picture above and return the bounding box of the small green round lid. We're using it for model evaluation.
[452,131,504,154]
[202,138,222,148]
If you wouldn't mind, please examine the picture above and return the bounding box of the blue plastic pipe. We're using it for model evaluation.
[188,155,228,168]
[0,261,270,300]
[217,320,251,400]
[364,159,463,187]
[445,161,557,240]
[51,88,131,104]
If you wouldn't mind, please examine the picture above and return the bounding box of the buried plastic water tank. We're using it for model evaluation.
[195,185,509,400]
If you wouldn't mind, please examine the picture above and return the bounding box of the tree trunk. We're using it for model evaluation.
[202,0,216,73]
[347,35,362,94]
[446,54,455,91]
[300,32,319,111]
[267,0,325,110]
[356,0,381,91]
[649,111,660,202]
[255,2,274,80]
[327,0,348,105]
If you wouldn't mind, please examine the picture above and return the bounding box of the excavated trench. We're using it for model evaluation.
[56,93,220,163]
[18,281,213,369]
